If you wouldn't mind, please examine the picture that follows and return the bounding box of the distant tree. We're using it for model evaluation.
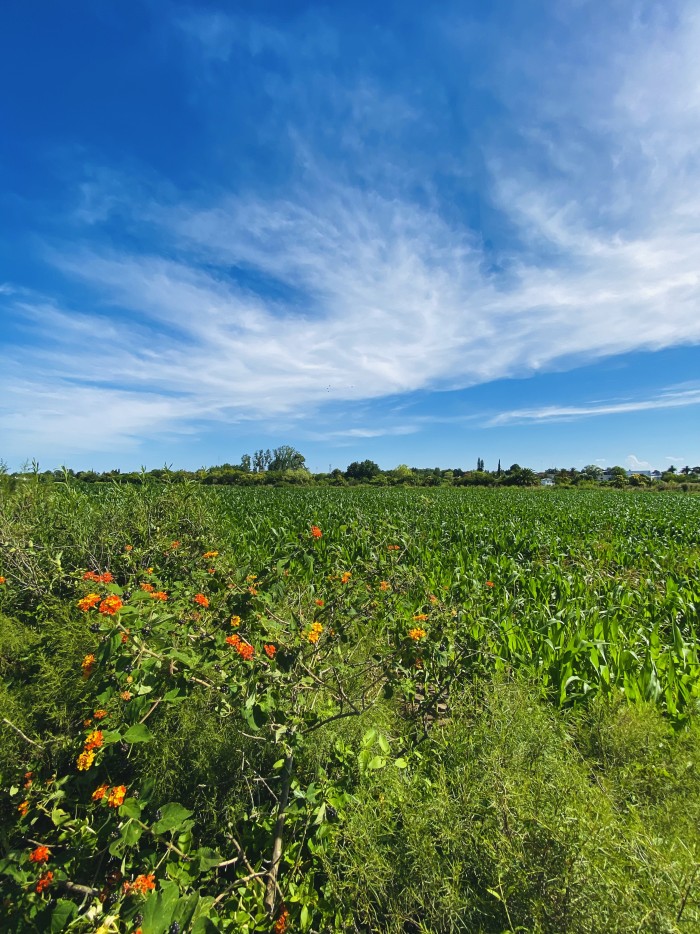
[240,454,251,472]
[497,459,502,477]
[269,446,306,471]
[609,466,628,487]
[681,465,691,476]
[345,460,381,481]
[582,464,603,481]
[252,450,265,473]
[667,465,677,474]
[476,457,485,472]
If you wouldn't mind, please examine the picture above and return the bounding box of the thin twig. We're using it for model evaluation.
[138,698,162,724]
[3,718,43,748]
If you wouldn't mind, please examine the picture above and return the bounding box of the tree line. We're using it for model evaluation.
[4,450,700,489]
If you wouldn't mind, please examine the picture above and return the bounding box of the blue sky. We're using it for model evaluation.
[1,0,699,473]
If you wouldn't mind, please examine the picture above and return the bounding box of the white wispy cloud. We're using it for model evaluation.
[489,388,700,426]
[626,454,652,471]
[2,1,700,462]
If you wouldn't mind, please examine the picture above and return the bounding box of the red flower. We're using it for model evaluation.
[310,525,322,539]
[486,581,494,587]
[193,593,209,607]
[123,873,156,895]
[264,644,277,658]
[29,845,50,864]
[274,909,290,934]
[99,595,123,616]
[36,871,53,894]
[236,642,255,661]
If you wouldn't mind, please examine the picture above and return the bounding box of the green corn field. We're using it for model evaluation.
[1,479,699,932]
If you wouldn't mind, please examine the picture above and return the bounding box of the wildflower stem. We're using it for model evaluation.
[264,754,293,916]
[2,718,43,748]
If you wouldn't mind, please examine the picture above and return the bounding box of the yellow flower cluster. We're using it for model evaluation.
[77,750,95,770]
[308,622,323,644]
[408,627,427,641]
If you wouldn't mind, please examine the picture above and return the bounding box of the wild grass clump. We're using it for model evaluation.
[324,679,700,933]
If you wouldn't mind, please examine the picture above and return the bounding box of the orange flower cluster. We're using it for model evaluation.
[107,785,127,807]
[193,593,209,607]
[379,581,390,591]
[248,585,258,595]
[78,593,101,612]
[36,871,53,894]
[24,771,33,788]
[123,873,156,895]
[203,550,219,559]
[387,544,400,551]
[17,800,29,817]
[29,845,50,864]
[124,544,133,552]
[485,580,494,587]
[226,633,255,660]
[412,613,429,621]
[308,622,323,644]
[120,690,132,701]
[84,730,103,751]
[150,591,168,601]
[81,654,97,679]
[83,571,114,583]
[77,750,95,771]
[340,571,352,584]
[315,598,324,607]
[121,630,130,644]
[408,627,427,641]
[92,783,109,801]
[99,595,123,616]
[171,540,180,549]
[273,909,289,934]
[0,576,6,585]
[140,582,155,592]
[310,525,322,539]
[94,709,108,720]
[264,644,277,658]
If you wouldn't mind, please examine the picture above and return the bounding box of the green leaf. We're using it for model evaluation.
[377,734,390,754]
[367,756,386,770]
[119,798,143,819]
[123,819,144,846]
[50,899,77,932]
[141,888,174,934]
[50,807,71,827]
[152,802,194,835]
[123,723,154,744]
[361,728,377,748]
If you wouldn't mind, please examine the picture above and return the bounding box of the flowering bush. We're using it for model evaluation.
[2,485,700,932]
